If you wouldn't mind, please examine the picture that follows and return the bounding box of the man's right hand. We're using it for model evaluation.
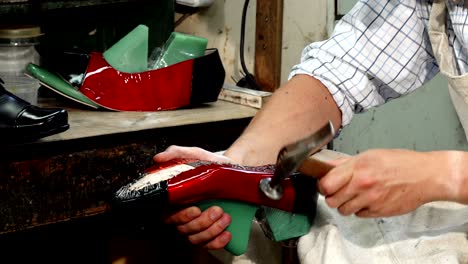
[154,145,234,250]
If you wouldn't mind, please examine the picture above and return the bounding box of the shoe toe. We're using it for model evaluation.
[0,81,70,141]
[15,106,69,138]
[17,106,68,127]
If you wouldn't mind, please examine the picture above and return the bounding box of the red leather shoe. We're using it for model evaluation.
[28,48,225,111]
[114,159,318,215]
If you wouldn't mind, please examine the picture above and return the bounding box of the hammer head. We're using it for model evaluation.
[260,120,335,200]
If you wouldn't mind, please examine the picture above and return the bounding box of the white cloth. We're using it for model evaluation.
[298,198,468,264]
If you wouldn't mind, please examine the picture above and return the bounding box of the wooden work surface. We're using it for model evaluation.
[0,99,257,235]
[18,99,257,143]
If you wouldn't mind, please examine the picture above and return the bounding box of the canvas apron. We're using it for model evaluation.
[295,1,468,264]
[430,0,468,140]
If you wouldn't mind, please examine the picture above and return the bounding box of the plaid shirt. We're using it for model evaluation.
[289,0,467,126]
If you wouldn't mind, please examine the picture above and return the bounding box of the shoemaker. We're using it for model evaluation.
[154,0,467,263]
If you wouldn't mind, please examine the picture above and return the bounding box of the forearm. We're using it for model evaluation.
[224,74,342,166]
[414,150,468,204]
[444,151,468,204]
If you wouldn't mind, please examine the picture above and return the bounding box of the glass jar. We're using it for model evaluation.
[0,25,42,104]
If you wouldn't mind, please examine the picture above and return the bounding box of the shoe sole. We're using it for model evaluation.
[1,124,70,143]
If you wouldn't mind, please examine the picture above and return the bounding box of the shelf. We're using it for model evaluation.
[0,0,174,53]
[0,0,157,16]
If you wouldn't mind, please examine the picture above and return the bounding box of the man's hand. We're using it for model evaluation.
[316,149,458,218]
[154,145,232,164]
[154,145,234,250]
[164,206,232,250]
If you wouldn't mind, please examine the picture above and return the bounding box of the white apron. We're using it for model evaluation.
[297,1,468,263]
[430,0,468,140]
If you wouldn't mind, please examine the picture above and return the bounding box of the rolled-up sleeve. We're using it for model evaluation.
[289,0,439,126]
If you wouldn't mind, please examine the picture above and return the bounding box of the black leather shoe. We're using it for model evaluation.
[0,79,69,141]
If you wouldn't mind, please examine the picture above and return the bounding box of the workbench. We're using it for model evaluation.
[0,98,257,263]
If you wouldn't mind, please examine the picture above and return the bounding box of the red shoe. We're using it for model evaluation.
[114,159,318,215]
[27,49,225,111]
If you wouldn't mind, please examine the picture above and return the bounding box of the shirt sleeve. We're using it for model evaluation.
[289,0,439,126]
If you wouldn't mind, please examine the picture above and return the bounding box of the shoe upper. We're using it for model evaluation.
[16,105,68,128]
[0,83,31,128]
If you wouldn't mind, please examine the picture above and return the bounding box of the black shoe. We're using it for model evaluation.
[0,78,69,141]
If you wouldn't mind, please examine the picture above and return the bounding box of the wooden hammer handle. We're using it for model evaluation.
[298,156,335,178]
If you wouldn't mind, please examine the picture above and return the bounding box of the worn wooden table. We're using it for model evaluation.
[0,98,257,263]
